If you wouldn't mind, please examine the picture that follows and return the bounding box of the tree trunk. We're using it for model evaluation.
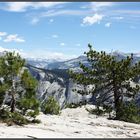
[112,70,121,119]
[114,92,121,119]
[10,94,15,113]
[10,77,16,113]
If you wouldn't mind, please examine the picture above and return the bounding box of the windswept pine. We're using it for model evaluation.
[69,44,140,121]
[0,52,40,125]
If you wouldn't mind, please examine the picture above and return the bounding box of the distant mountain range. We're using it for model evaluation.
[27,51,140,70]
[26,52,140,108]
[0,50,140,107]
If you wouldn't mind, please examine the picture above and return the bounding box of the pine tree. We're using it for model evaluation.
[0,52,39,115]
[69,44,140,119]
[0,52,25,112]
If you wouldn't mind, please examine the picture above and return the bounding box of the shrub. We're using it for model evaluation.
[26,109,39,118]
[0,109,29,126]
[0,108,41,126]
[18,97,40,118]
[0,108,11,120]
[42,96,60,115]
[10,112,29,126]
[118,101,140,124]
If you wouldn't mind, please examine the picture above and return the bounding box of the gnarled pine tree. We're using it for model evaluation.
[69,44,140,119]
[0,52,39,115]
[0,52,25,112]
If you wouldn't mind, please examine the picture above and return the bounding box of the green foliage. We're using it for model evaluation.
[0,108,29,126]
[118,101,140,124]
[0,52,25,112]
[26,110,39,118]
[0,52,25,86]
[0,108,41,126]
[18,97,40,117]
[17,69,39,119]
[10,112,29,126]
[102,104,113,118]
[21,69,38,94]
[42,96,60,115]
[0,84,9,107]
[0,52,40,125]
[0,108,11,120]
[69,44,140,120]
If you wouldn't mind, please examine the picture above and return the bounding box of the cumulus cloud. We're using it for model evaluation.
[105,22,111,27]
[83,14,104,25]
[0,32,7,36]
[3,2,66,12]
[5,2,31,12]
[3,34,25,43]
[0,46,25,55]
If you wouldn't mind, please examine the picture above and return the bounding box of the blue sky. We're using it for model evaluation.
[0,2,140,60]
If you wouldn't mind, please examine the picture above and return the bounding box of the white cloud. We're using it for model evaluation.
[52,34,58,38]
[83,14,104,25]
[23,50,76,60]
[0,46,24,55]
[28,51,77,60]
[60,42,65,46]
[105,22,111,27]
[28,8,92,25]
[91,2,113,11]
[4,2,66,12]
[0,32,25,43]
[3,34,25,43]
[0,32,7,36]
[92,2,113,8]
[47,52,67,60]
[31,2,66,9]
[5,2,31,12]
[0,46,77,60]
[40,9,91,17]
